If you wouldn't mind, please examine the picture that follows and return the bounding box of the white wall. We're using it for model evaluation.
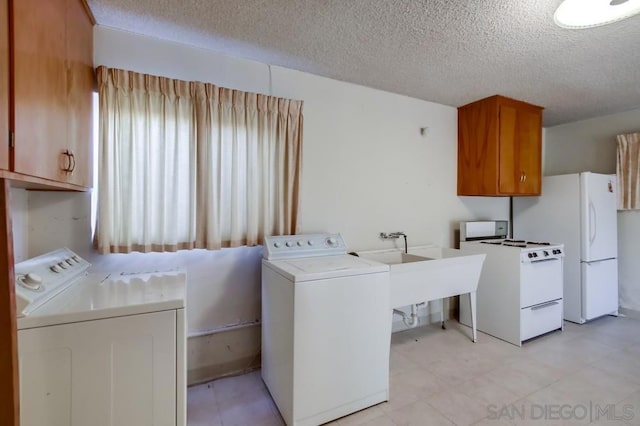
[18,26,508,383]
[9,188,28,262]
[544,107,640,314]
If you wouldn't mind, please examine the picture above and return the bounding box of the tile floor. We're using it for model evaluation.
[187,316,640,425]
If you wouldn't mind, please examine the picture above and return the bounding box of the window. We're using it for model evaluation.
[95,67,303,254]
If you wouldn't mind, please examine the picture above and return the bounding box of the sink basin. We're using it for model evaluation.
[358,246,485,342]
[358,246,485,310]
[358,251,432,265]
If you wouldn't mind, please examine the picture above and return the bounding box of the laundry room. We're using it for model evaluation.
[2,1,640,425]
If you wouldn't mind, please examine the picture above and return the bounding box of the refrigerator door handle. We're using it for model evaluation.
[589,200,597,246]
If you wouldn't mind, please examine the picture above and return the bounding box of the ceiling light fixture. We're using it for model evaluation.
[554,0,640,28]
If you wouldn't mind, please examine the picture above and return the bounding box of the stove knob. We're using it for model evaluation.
[22,273,43,291]
[557,249,562,255]
[532,253,538,257]
[285,241,294,247]
[528,253,533,258]
[544,251,549,257]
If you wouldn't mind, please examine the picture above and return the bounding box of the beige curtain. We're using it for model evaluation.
[194,86,303,249]
[96,66,303,254]
[616,132,640,210]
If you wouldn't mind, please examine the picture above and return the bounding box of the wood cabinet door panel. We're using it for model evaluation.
[12,0,68,181]
[0,0,8,170]
[498,105,518,194]
[65,0,93,187]
[457,101,499,195]
[517,108,542,195]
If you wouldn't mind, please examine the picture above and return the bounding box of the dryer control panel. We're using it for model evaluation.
[263,233,347,260]
[14,248,90,317]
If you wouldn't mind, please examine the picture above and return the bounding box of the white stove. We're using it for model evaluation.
[472,239,564,262]
[459,222,565,346]
[15,249,187,426]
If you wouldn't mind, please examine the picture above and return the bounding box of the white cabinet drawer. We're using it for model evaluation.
[520,258,563,308]
[521,299,563,342]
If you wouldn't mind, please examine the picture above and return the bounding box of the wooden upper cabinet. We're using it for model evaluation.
[0,0,8,171]
[10,0,93,189]
[457,95,543,196]
[65,0,94,188]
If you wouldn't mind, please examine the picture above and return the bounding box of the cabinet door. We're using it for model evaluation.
[12,0,68,181]
[0,0,8,170]
[19,310,177,426]
[457,100,499,195]
[498,104,541,195]
[65,0,93,187]
[516,106,542,195]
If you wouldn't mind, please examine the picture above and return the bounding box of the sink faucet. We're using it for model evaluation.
[379,232,408,253]
[379,232,405,239]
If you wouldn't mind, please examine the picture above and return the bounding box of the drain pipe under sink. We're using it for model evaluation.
[393,303,424,328]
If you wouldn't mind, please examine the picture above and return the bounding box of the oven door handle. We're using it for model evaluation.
[531,300,560,311]
[526,257,561,263]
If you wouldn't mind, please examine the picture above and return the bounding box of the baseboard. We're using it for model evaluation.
[619,307,640,320]
[187,324,261,386]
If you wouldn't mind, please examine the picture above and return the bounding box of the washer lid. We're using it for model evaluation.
[264,255,388,282]
[17,270,186,330]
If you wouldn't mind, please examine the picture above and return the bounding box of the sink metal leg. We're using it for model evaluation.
[440,298,447,330]
[469,291,477,343]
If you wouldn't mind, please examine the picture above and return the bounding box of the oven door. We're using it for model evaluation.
[520,257,563,308]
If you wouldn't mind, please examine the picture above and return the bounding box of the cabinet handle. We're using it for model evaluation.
[523,173,527,183]
[69,151,76,173]
[61,150,72,173]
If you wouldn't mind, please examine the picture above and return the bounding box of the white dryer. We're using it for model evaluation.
[261,233,390,426]
[15,248,186,426]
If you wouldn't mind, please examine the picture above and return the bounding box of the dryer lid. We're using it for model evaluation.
[17,270,186,330]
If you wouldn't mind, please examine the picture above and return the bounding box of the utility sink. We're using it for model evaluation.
[358,246,486,342]
[360,251,432,265]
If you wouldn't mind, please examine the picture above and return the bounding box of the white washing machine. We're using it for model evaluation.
[14,248,187,426]
[261,233,391,426]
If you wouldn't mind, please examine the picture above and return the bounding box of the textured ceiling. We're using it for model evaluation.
[86,0,640,126]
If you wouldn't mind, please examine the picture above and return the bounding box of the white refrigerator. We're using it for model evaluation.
[513,172,618,323]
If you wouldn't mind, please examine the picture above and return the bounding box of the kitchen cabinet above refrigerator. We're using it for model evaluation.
[457,95,543,196]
